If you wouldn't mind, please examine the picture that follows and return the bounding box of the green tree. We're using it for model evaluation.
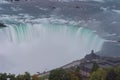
[0,73,8,80]
[91,62,99,73]
[8,73,16,80]
[114,67,120,80]
[16,74,24,80]
[89,68,107,80]
[49,68,71,80]
[105,68,119,80]
[24,72,31,80]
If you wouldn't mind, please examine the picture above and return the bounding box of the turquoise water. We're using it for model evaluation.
[0,22,104,53]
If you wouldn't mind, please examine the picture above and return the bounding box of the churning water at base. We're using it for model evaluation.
[0,22,104,74]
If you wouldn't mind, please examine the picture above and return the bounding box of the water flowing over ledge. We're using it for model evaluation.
[0,17,104,73]
[0,19,104,53]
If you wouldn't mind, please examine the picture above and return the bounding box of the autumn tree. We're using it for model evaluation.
[32,74,39,80]
[71,66,82,80]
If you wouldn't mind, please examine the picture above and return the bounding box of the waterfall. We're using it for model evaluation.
[0,21,105,73]
[0,22,104,53]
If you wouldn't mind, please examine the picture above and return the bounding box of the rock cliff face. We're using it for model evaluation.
[60,50,120,71]
[39,51,120,77]
[60,51,120,77]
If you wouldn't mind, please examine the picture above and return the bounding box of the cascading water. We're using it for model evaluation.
[1,23,104,52]
[0,20,104,73]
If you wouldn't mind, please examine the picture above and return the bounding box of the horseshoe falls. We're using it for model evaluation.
[0,22,104,73]
[0,23,104,51]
